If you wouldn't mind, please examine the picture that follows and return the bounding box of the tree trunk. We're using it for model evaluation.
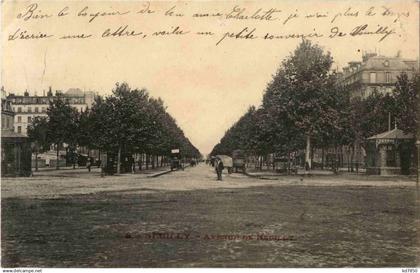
[311,145,315,170]
[355,141,360,174]
[347,146,351,172]
[139,154,143,170]
[35,150,38,172]
[98,150,101,167]
[73,147,76,169]
[56,143,60,170]
[334,144,339,174]
[117,146,121,174]
[321,147,325,170]
[146,154,149,170]
[305,135,311,170]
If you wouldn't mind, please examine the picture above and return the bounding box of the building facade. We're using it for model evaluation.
[338,53,418,99]
[1,87,14,133]
[7,88,96,136]
[1,88,32,177]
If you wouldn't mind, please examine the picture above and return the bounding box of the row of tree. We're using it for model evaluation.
[210,40,419,171]
[28,83,201,173]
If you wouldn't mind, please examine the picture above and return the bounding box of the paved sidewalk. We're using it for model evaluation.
[245,168,416,182]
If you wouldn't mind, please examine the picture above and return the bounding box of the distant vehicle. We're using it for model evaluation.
[170,149,184,171]
[216,155,233,174]
[232,149,246,173]
[190,159,197,167]
[171,157,184,171]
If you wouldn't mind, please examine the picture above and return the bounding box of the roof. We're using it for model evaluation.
[368,128,414,140]
[66,88,84,96]
[362,56,418,71]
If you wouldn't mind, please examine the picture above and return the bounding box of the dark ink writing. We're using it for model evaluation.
[216,27,257,46]
[8,28,53,41]
[78,6,130,23]
[102,25,144,38]
[17,3,52,21]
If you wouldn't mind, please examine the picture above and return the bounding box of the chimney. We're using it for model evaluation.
[362,52,377,62]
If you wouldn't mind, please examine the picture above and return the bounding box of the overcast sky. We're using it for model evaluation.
[2,0,419,155]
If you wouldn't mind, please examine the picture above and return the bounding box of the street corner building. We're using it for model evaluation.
[1,88,32,177]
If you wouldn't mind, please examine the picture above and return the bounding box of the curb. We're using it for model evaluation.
[147,169,173,178]
[147,164,193,178]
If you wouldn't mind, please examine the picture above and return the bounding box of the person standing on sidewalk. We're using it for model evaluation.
[86,158,92,172]
[215,158,224,181]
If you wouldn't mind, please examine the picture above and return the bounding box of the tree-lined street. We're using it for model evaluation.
[27,83,201,173]
[2,25,418,270]
[210,40,419,173]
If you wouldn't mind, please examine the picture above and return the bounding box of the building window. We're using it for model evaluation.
[370,72,377,83]
[17,116,22,123]
[28,107,32,113]
[386,72,392,83]
[28,116,32,123]
[17,126,21,133]
[17,107,22,113]
[35,107,39,113]
[42,107,46,112]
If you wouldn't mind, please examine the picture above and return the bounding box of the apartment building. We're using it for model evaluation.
[338,52,418,99]
[7,88,96,136]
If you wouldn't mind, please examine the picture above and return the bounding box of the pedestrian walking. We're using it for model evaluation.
[86,159,92,172]
[215,158,224,181]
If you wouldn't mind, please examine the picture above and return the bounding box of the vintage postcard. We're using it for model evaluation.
[1,0,419,270]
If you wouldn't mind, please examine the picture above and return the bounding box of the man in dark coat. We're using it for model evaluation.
[215,158,224,181]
